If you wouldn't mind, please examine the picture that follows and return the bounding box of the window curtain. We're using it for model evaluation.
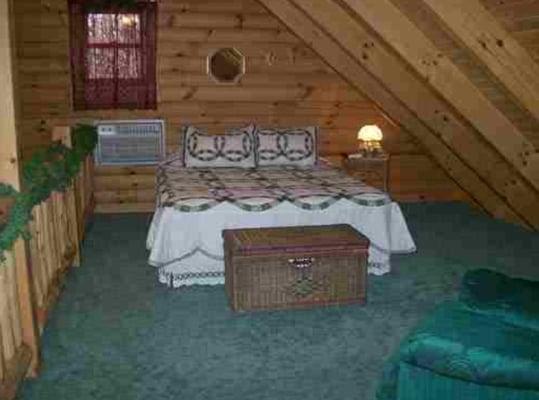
[69,1,157,110]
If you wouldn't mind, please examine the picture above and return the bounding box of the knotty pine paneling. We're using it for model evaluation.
[13,0,466,212]
[389,0,539,149]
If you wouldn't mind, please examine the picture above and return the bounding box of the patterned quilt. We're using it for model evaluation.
[157,155,390,212]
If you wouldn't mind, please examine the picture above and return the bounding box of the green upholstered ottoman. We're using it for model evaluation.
[377,269,539,400]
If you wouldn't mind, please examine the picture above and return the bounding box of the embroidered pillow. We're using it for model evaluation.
[255,126,318,166]
[183,125,256,168]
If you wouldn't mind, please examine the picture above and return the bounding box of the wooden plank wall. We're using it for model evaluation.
[13,0,467,213]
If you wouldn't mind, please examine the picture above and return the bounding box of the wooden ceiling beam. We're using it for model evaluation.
[257,0,531,228]
[341,0,539,196]
[288,0,539,228]
[421,0,539,123]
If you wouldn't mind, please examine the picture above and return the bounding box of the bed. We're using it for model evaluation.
[146,153,416,288]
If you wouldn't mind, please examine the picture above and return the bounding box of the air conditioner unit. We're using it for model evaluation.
[95,120,165,165]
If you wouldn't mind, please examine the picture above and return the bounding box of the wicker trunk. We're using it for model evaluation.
[223,224,369,312]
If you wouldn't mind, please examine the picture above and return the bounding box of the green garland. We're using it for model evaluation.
[0,185,33,258]
[0,124,97,261]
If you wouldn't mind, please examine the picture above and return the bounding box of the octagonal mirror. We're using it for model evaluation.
[207,48,245,84]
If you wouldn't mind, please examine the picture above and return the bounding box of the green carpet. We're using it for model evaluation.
[18,202,539,400]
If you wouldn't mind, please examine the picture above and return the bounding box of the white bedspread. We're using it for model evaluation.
[147,198,416,287]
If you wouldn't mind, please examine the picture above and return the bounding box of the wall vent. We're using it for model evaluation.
[95,120,165,165]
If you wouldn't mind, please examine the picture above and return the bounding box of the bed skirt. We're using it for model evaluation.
[147,199,416,288]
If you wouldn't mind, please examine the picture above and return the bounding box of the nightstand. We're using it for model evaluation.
[342,153,390,192]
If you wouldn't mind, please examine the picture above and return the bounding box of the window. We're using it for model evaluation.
[68,1,157,110]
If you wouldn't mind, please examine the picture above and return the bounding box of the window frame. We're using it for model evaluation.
[68,1,157,111]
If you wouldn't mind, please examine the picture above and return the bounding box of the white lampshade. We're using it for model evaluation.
[357,125,383,141]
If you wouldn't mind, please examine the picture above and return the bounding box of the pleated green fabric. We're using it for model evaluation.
[397,363,539,400]
[401,302,539,390]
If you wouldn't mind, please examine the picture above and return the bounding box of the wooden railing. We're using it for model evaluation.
[0,126,94,399]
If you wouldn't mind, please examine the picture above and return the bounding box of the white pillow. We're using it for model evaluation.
[255,126,318,166]
[183,125,256,168]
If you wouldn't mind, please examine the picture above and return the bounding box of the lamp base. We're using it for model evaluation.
[358,140,384,158]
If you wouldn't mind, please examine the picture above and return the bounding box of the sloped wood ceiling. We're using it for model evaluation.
[392,0,539,148]
[422,0,539,123]
[258,0,539,229]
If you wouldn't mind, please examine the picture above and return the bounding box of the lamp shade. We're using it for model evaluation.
[357,125,383,141]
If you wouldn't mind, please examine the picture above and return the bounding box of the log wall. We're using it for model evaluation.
[13,0,467,213]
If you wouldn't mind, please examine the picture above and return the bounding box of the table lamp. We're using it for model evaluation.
[357,124,383,157]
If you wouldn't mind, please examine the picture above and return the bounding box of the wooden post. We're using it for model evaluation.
[0,255,15,366]
[27,219,45,313]
[0,0,41,377]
